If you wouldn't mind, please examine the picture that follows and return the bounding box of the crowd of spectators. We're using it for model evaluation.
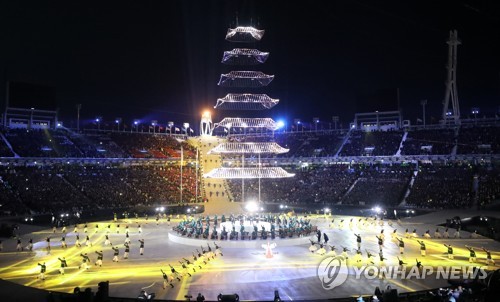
[478,169,500,208]
[401,128,456,155]
[226,163,500,209]
[0,129,197,159]
[1,126,500,159]
[457,126,500,154]
[405,165,475,209]
[0,164,198,216]
[341,168,412,206]
[227,165,414,205]
[339,130,403,156]
[274,131,345,157]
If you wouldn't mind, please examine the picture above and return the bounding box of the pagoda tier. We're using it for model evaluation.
[214,93,279,110]
[217,117,280,131]
[208,142,289,154]
[218,71,274,88]
[225,26,265,43]
[222,48,269,65]
[204,167,295,179]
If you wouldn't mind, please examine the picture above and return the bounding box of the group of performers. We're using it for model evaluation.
[26,218,161,280]
[160,243,223,289]
[174,214,313,240]
[307,216,497,268]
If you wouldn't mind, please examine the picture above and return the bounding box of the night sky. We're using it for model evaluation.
[1,0,499,129]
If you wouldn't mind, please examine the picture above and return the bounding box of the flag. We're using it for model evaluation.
[417,118,423,123]
[224,128,228,133]
[175,127,180,132]
[190,128,194,133]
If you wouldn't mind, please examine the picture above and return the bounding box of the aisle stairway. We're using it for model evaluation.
[188,136,243,214]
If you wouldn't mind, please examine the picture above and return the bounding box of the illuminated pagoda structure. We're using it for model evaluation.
[205,25,294,204]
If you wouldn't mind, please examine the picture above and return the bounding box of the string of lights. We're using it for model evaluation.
[218,71,275,88]
[214,93,279,110]
[208,142,289,154]
[204,167,295,179]
[216,117,280,131]
[222,48,269,65]
[225,26,265,42]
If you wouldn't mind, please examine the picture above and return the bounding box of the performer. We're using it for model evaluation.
[417,240,426,257]
[73,224,78,233]
[104,235,111,246]
[95,224,99,233]
[61,225,67,233]
[183,258,196,272]
[125,232,131,244]
[26,238,33,252]
[404,229,410,239]
[416,259,422,269]
[376,235,384,252]
[378,252,387,266]
[138,224,142,234]
[83,223,88,233]
[354,234,362,249]
[16,238,23,251]
[365,250,375,265]
[341,246,350,260]
[95,251,104,267]
[434,228,442,239]
[444,244,454,260]
[37,262,46,280]
[397,257,407,267]
[112,246,119,262]
[214,242,223,256]
[465,246,476,263]
[123,243,130,259]
[354,249,362,263]
[58,257,67,275]
[46,237,51,253]
[161,269,174,289]
[391,229,397,240]
[61,236,67,249]
[85,235,92,247]
[328,245,337,257]
[423,230,431,239]
[443,228,450,239]
[396,238,404,254]
[138,239,144,255]
[482,247,495,265]
[308,239,318,253]
[316,230,321,242]
[379,229,385,242]
[179,260,192,277]
[169,264,182,281]
[316,243,326,256]
[79,253,90,270]
[412,229,419,238]
[75,234,81,247]
[323,232,329,245]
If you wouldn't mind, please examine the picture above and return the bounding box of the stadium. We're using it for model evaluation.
[1,2,500,302]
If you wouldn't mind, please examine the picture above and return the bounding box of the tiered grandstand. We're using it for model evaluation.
[0,116,498,216]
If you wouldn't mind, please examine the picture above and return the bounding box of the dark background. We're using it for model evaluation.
[0,0,499,129]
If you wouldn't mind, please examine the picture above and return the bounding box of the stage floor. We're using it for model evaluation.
[0,214,499,301]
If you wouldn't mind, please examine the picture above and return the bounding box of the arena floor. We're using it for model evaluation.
[0,213,499,301]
